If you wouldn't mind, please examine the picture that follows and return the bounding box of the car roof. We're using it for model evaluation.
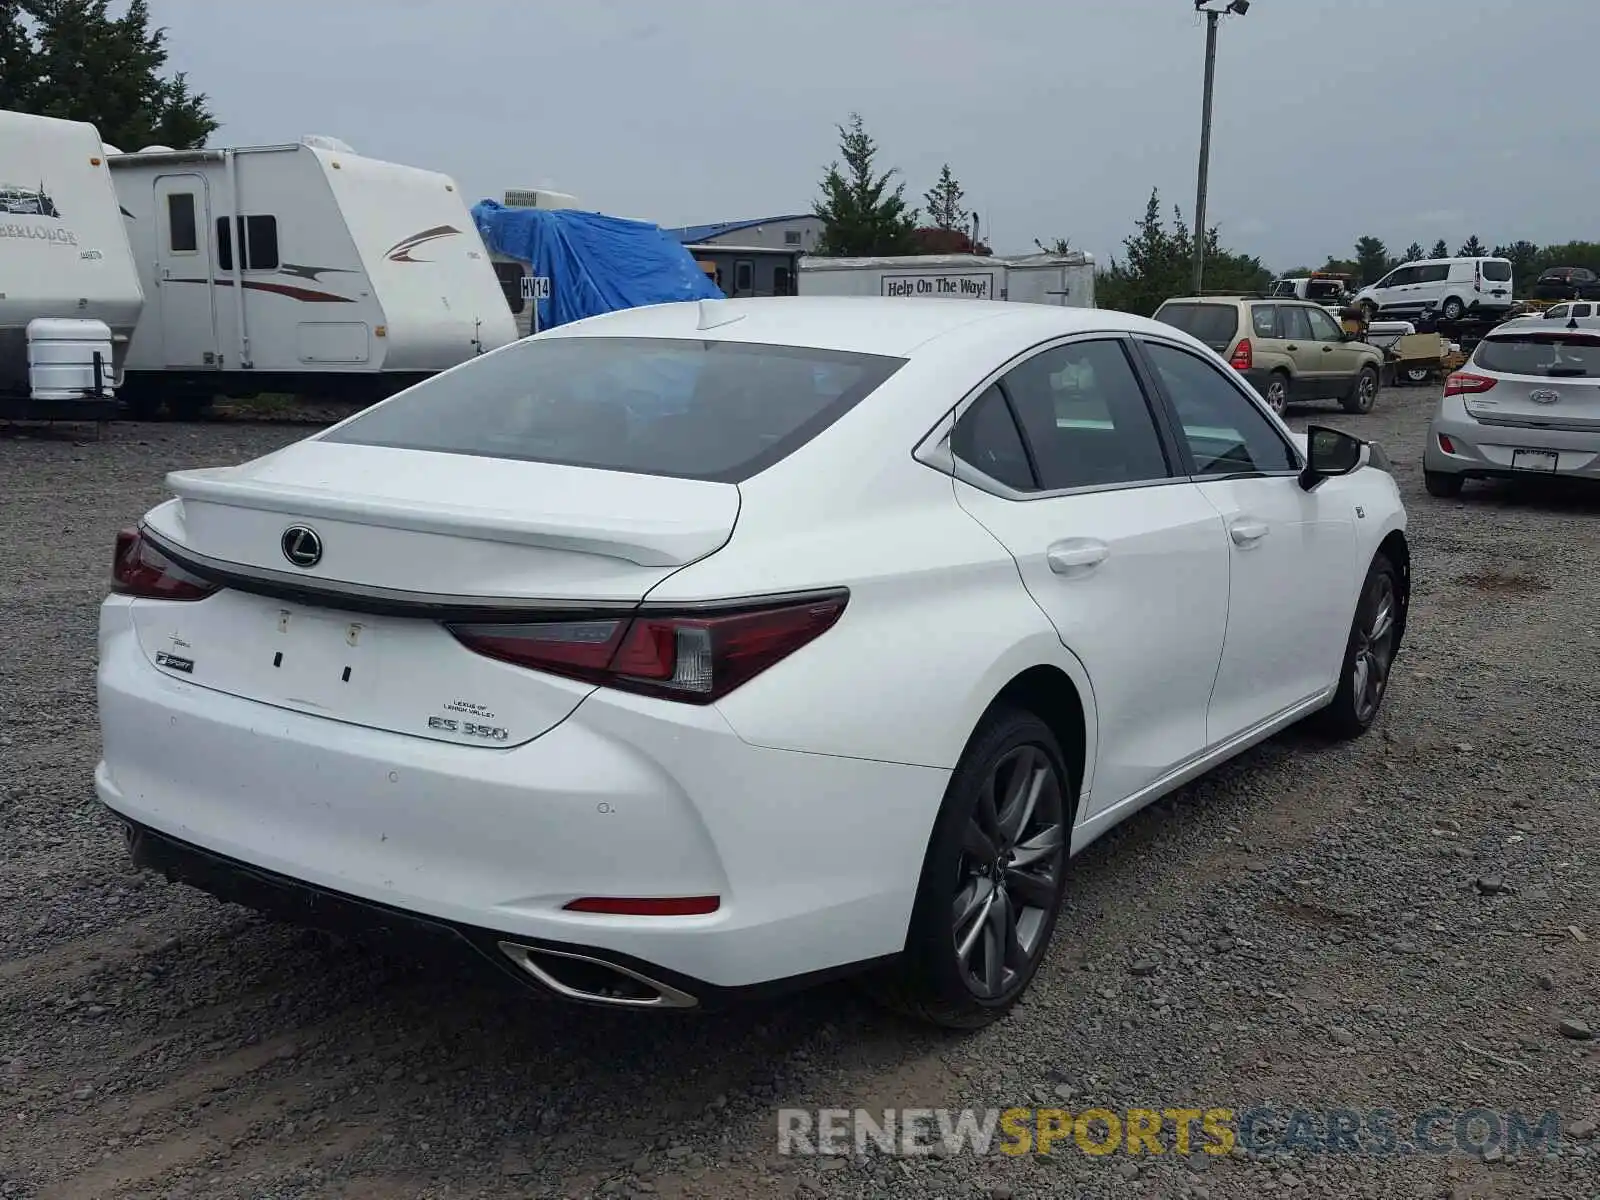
[540,296,1185,358]
[1485,315,1600,338]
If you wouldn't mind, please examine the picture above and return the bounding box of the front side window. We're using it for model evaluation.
[1142,341,1298,476]
[1305,307,1343,341]
[999,339,1172,490]
[321,337,905,483]
[1384,267,1418,288]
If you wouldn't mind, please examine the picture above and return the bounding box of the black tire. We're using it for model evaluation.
[1424,470,1464,498]
[1403,367,1431,385]
[866,708,1072,1029]
[1314,554,1402,741]
[1263,370,1291,415]
[1341,365,1380,414]
[1440,297,1466,322]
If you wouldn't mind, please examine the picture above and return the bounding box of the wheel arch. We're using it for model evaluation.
[1375,528,1412,651]
[974,664,1091,822]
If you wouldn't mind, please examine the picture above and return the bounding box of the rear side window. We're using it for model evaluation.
[999,339,1172,490]
[1474,334,1600,378]
[1250,306,1278,337]
[1418,264,1450,283]
[1278,306,1313,341]
[951,385,1035,492]
[1152,304,1239,351]
[1481,260,1512,282]
[321,337,905,483]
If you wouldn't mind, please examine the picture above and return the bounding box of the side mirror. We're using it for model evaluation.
[1299,425,1367,491]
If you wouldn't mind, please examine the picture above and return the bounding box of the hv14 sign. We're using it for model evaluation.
[882,272,996,300]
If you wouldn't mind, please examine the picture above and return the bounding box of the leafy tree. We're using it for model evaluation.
[922,164,967,232]
[2,0,216,148]
[1430,239,1450,259]
[1319,257,1362,280]
[1491,241,1540,295]
[1096,189,1269,316]
[1354,236,1394,285]
[1458,235,1488,257]
[812,113,918,257]
[1034,236,1073,255]
[1402,242,1425,262]
[912,227,990,255]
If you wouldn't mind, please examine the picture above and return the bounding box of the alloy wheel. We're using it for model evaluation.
[1357,371,1378,411]
[1265,378,1289,414]
[952,745,1066,999]
[1350,572,1397,724]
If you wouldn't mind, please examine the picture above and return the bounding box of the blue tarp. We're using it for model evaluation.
[471,201,724,331]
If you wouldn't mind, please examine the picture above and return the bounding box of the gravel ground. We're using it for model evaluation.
[1,385,1597,1200]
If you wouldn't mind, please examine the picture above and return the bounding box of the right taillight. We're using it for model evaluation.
[1444,372,1497,398]
[111,527,218,601]
[448,593,847,704]
[1229,339,1253,371]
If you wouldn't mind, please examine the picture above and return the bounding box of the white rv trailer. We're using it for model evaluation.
[798,251,1097,309]
[0,109,143,420]
[109,138,517,417]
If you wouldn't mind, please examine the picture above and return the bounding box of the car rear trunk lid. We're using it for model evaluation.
[130,442,740,746]
[1465,333,1600,431]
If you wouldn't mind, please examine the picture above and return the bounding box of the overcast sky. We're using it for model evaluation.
[148,0,1596,271]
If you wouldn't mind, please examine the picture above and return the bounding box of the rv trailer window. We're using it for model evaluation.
[215,215,280,271]
[167,193,198,253]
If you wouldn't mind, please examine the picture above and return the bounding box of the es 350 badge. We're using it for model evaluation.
[427,716,509,741]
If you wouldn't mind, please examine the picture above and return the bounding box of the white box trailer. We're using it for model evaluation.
[109,137,517,417]
[798,251,1096,308]
[0,108,143,420]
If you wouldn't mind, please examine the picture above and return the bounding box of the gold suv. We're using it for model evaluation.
[1153,296,1384,415]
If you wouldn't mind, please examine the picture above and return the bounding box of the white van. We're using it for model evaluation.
[1352,257,1513,322]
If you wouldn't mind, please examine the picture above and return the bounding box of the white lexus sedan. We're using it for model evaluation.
[98,297,1410,1028]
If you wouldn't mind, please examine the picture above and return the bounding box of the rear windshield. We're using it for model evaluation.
[1475,333,1600,378]
[320,336,906,482]
[1153,303,1240,350]
[1306,279,1344,301]
[1481,260,1512,282]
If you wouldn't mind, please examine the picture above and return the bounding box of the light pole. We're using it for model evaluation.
[1191,0,1248,293]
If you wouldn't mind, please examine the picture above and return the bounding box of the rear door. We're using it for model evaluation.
[1479,259,1513,308]
[946,336,1230,813]
[1135,337,1357,743]
[153,173,219,368]
[1275,304,1320,395]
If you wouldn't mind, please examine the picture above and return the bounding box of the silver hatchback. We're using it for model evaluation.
[1424,318,1600,497]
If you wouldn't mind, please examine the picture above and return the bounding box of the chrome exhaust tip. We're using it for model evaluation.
[497,943,698,1009]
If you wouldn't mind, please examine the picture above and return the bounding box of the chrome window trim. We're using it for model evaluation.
[911,332,1192,502]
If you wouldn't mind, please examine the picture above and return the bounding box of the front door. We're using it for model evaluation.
[1136,338,1357,743]
[153,173,218,368]
[1304,305,1362,397]
[946,337,1231,814]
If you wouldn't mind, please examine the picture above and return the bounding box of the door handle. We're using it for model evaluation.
[1285,344,1299,351]
[1323,345,1335,353]
[1047,538,1109,575]
[1229,520,1269,547]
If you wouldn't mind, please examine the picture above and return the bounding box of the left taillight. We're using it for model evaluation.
[448,593,847,705]
[111,527,218,601]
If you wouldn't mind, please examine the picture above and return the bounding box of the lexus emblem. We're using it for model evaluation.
[280,525,323,569]
[1530,389,1560,405]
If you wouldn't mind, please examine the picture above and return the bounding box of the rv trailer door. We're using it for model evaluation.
[153,173,219,368]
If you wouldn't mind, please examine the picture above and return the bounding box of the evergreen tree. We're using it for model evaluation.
[922,163,967,232]
[2,0,216,148]
[1354,236,1393,285]
[812,113,918,257]
[1458,235,1488,257]
[1430,239,1450,259]
[1402,242,1425,262]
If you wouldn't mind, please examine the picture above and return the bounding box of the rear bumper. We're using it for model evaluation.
[97,597,949,996]
[114,816,886,1010]
[1424,399,1600,480]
